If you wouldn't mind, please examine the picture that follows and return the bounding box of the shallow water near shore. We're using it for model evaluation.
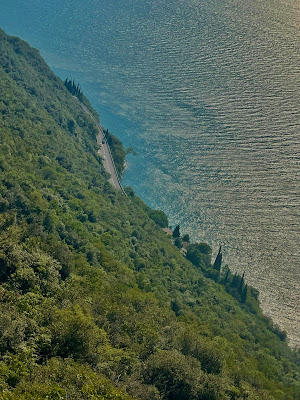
[0,0,299,347]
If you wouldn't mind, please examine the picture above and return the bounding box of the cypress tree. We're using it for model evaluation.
[213,245,222,271]
[231,272,238,287]
[67,79,72,93]
[173,225,180,238]
[224,268,229,284]
[239,271,245,294]
[241,284,248,303]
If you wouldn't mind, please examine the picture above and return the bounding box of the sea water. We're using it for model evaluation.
[0,0,299,347]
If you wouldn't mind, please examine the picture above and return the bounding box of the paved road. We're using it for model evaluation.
[77,99,126,194]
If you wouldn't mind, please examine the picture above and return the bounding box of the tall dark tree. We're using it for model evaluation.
[213,245,222,271]
[239,271,245,294]
[231,272,238,287]
[173,225,180,238]
[241,284,248,303]
[182,234,190,243]
[223,268,229,284]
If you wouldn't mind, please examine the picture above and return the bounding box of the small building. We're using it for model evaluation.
[180,247,187,257]
[162,227,173,236]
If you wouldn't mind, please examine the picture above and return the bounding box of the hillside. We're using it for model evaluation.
[0,28,299,400]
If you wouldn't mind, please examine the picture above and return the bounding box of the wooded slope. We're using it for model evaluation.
[0,29,299,400]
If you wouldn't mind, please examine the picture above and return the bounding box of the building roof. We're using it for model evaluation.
[162,228,173,236]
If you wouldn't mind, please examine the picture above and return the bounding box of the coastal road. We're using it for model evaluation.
[76,99,126,194]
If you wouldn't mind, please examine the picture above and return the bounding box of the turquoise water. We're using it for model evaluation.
[1,0,299,347]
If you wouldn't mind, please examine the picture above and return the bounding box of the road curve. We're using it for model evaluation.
[76,99,126,195]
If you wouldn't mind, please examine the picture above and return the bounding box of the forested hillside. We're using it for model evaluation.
[0,28,299,399]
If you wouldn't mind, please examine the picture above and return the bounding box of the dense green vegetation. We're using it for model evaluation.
[0,28,299,399]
